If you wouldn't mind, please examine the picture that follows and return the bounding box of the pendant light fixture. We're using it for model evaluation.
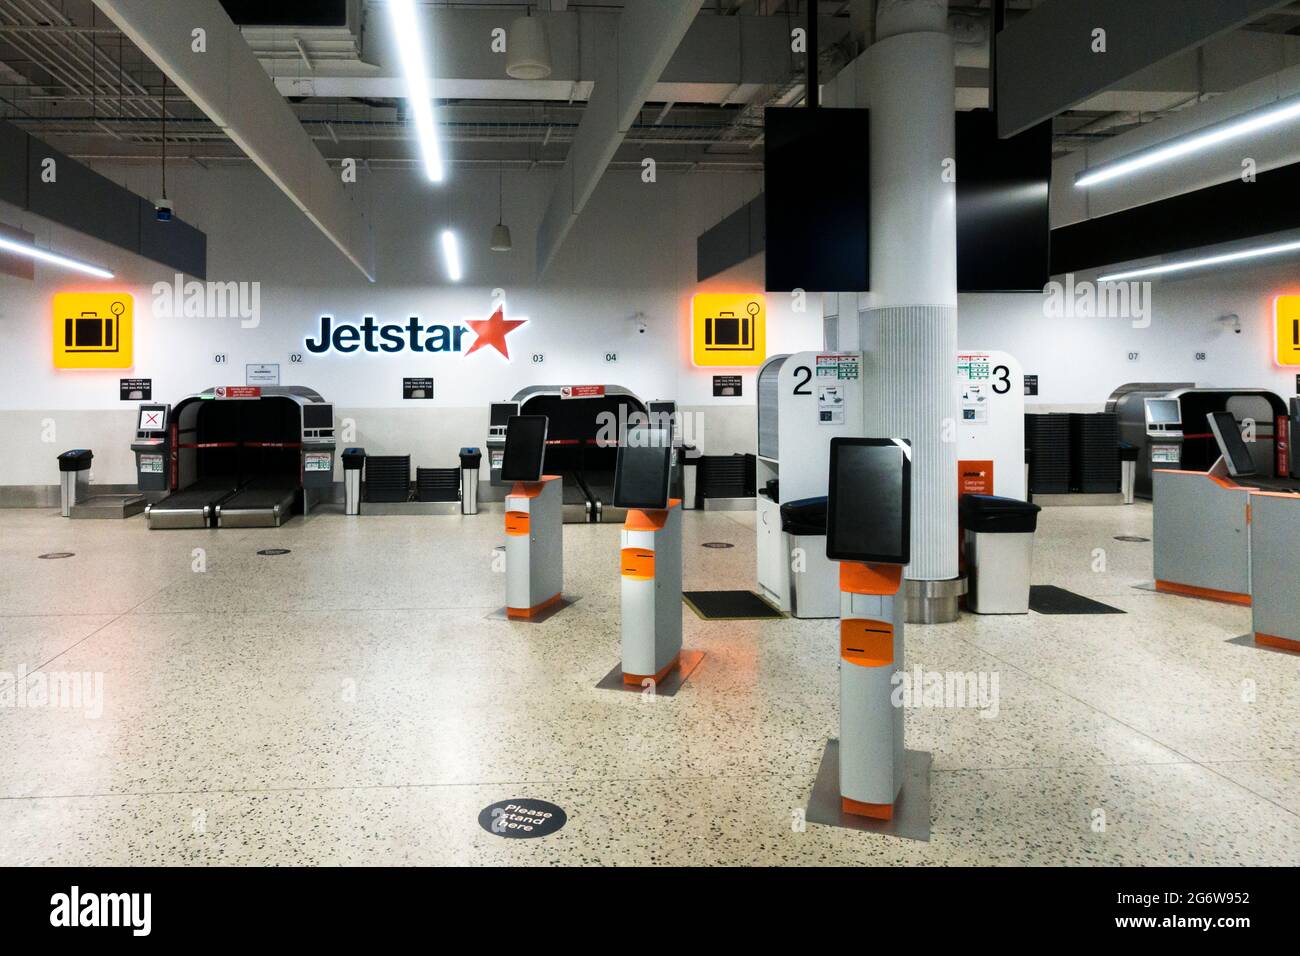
[490,165,513,252]
[506,5,552,80]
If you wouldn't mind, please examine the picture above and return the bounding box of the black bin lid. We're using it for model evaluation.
[959,494,1041,534]
[341,447,367,468]
[459,447,483,466]
[780,495,827,536]
[57,449,93,470]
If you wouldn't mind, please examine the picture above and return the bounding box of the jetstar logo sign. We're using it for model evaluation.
[305,304,528,360]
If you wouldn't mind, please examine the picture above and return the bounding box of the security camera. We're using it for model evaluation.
[154,198,173,222]
[1217,313,1241,334]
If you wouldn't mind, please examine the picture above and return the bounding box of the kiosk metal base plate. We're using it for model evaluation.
[594,649,705,697]
[805,741,932,841]
[485,596,576,624]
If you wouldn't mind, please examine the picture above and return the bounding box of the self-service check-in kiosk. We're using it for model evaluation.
[131,403,171,492]
[614,427,682,684]
[502,415,564,619]
[826,437,912,821]
[1144,397,1184,474]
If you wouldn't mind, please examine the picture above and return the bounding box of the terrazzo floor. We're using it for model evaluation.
[0,503,1296,866]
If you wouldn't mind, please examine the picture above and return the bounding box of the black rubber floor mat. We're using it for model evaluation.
[1029,585,1126,615]
[683,590,784,620]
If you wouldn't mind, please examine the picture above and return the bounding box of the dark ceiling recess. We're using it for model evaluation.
[1051,161,1300,276]
[218,1,348,27]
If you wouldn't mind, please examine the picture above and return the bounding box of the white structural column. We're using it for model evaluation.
[860,0,960,619]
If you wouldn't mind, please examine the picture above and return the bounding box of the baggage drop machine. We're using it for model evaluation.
[136,386,335,529]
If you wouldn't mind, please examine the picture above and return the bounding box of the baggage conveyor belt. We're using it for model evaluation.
[145,477,240,530]
[216,480,298,528]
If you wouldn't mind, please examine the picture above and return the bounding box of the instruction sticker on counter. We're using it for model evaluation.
[139,454,164,474]
[818,384,846,425]
[304,452,332,472]
[815,353,860,380]
[961,383,989,424]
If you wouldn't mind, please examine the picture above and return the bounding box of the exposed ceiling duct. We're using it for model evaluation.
[89,0,376,280]
[534,0,706,274]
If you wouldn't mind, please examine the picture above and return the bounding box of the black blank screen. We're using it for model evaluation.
[501,416,547,482]
[613,430,672,510]
[1208,412,1257,478]
[490,402,518,427]
[302,404,333,429]
[827,439,910,564]
[764,107,870,293]
[956,110,1052,293]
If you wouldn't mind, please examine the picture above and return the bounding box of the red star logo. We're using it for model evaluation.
[464,306,526,360]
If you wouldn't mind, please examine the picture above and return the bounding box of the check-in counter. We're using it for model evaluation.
[1249,492,1300,652]
[1152,470,1253,605]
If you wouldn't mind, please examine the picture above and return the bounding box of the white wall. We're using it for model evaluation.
[958,259,1300,411]
[5,155,1297,490]
[0,163,818,485]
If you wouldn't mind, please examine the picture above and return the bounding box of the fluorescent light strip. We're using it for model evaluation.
[1098,238,1300,282]
[0,235,114,279]
[389,0,445,183]
[1076,96,1300,189]
[440,229,462,281]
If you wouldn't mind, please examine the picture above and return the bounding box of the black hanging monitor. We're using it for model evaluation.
[613,427,673,511]
[500,415,548,483]
[1206,411,1257,479]
[826,438,911,565]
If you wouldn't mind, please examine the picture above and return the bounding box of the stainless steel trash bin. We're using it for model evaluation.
[1119,442,1138,505]
[459,447,482,515]
[681,444,702,510]
[57,449,93,517]
[341,447,365,516]
[959,494,1042,614]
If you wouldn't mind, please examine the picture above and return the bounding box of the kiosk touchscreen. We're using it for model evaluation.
[501,415,548,483]
[613,428,673,511]
[826,438,911,564]
[615,426,683,685]
[1207,411,1258,478]
[1144,398,1182,434]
